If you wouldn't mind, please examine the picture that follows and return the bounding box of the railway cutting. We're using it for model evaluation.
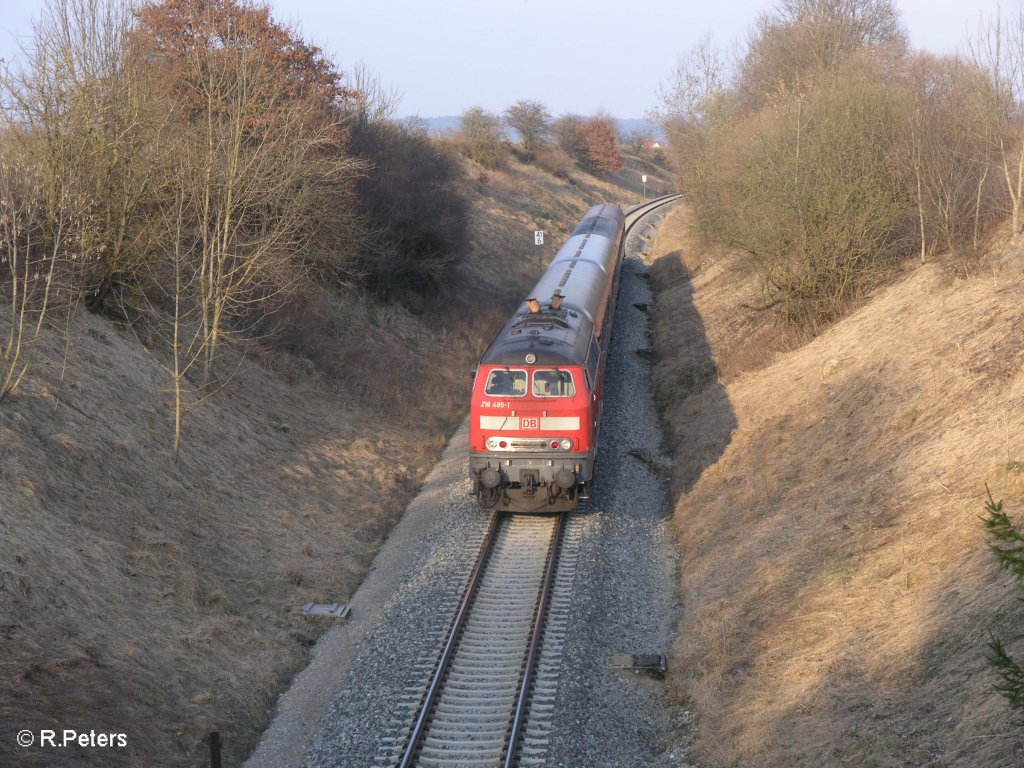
[248,195,682,768]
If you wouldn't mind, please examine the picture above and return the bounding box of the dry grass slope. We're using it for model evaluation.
[0,152,671,767]
[650,206,1024,767]
[0,310,422,767]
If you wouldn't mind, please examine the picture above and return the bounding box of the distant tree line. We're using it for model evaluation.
[655,0,1024,329]
[452,101,624,175]
[0,0,469,453]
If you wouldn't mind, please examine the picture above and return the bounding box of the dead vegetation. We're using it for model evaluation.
[0,301,442,767]
[657,0,1020,331]
[649,204,1024,767]
[0,7,677,768]
[0,123,661,768]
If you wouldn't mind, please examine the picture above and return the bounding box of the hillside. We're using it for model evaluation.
[0,150,673,767]
[649,208,1024,766]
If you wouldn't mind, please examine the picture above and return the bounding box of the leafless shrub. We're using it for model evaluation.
[534,145,574,179]
[657,0,1012,329]
[0,0,129,399]
[552,113,585,158]
[738,0,907,109]
[346,113,469,300]
[2,0,169,318]
[456,106,508,169]
[504,99,551,153]
[0,151,75,400]
[903,54,1003,259]
[969,7,1024,236]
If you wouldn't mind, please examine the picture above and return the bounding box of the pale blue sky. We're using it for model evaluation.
[0,0,1010,117]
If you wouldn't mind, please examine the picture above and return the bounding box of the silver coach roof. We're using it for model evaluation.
[478,205,624,367]
[529,204,624,339]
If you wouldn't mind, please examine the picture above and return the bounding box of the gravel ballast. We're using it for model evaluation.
[245,205,693,768]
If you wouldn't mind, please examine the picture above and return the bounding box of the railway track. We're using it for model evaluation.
[624,193,683,233]
[390,512,567,768]
[377,198,678,768]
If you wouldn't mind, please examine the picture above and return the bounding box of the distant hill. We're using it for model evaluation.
[409,115,664,142]
[615,118,664,141]
[409,115,460,135]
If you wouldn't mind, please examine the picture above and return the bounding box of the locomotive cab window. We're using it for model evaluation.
[485,369,527,396]
[533,369,576,397]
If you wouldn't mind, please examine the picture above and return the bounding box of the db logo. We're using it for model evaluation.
[521,417,539,430]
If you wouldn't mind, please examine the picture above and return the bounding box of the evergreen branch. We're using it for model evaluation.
[982,484,1024,583]
[987,631,1024,714]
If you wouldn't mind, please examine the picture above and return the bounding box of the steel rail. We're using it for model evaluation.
[395,511,566,768]
[397,512,503,768]
[503,511,567,768]
[623,193,682,235]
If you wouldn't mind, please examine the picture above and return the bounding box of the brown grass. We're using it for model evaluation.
[0,312,417,766]
[650,206,1024,766]
[0,152,659,767]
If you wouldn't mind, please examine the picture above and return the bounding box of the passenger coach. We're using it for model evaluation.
[469,204,626,511]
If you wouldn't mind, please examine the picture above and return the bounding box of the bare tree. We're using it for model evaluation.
[904,54,1000,257]
[157,159,206,460]
[0,0,141,399]
[349,62,403,126]
[655,35,730,200]
[738,0,907,108]
[2,0,167,316]
[656,33,729,127]
[504,99,550,152]
[622,128,650,152]
[136,0,366,384]
[969,8,1024,235]
[0,153,69,401]
[457,106,507,168]
[552,113,584,158]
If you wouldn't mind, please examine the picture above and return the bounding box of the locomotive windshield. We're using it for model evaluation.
[485,369,527,396]
[533,369,576,397]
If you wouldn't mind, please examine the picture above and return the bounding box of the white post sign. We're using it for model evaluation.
[534,230,544,245]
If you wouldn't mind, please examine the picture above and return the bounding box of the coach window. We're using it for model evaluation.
[533,369,576,397]
[485,369,527,396]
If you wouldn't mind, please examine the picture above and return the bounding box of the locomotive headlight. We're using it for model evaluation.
[560,439,573,451]
[486,438,498,450]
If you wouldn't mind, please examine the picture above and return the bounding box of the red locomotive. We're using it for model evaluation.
[469,204,626,511]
